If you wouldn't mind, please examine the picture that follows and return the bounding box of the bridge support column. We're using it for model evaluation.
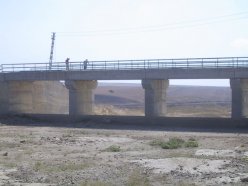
[230,79,248,118]
[142,79,169,117]
[65,80,97,115]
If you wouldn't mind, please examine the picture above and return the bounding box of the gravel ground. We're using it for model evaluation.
[0,121,248,186]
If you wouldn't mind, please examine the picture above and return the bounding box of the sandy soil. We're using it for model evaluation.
[0,121,248,186]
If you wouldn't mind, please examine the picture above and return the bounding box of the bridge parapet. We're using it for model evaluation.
[1,57,248,73]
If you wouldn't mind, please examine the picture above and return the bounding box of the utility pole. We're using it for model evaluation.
[49,32,56,70]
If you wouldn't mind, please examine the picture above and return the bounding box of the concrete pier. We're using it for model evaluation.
[230,79,248,118]
[142,79,169,117]
[65,80,97,115]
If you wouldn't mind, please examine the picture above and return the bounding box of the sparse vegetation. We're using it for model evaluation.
[0,142,20,149]
[34,161,90,172]
[80,181,110,186]
[177,182,198,186]
[161,138,185,149]
[0,160,16,168]
[0,120,245,185]
[105,145,121,152]
[242,156,248,162]
[127,170,150,186]
[150,137,198,149]
[185,140,199,148]
[149,139,163,146]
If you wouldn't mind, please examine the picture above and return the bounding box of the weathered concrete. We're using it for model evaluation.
[2,81,34,113]
[142,79,169,117]
[32,81,68,114]
[65,80,97,115]
[0,81,68,114]
[230,79,248,118]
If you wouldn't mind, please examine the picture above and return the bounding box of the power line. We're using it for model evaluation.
[57,11,248,37]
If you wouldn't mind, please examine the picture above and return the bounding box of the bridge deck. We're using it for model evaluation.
[0,57,248,81]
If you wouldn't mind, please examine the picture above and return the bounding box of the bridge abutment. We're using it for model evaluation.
[65,80,97,115]
[230,79,248,118]
[0,81,34,114]
[142,79,169,117]
[0,81,68,114]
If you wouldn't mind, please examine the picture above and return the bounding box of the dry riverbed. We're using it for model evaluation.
[0,123,248,186]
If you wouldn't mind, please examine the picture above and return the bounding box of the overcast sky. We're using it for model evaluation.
[0,0,248,86]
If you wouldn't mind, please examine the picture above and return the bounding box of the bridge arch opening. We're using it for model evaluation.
[168,79,231,118]
[93,79,231,118]
[94,80,144,116]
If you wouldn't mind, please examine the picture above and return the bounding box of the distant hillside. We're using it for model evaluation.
[94,83,231,108]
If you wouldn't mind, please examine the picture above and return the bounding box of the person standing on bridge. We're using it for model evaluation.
[83,59,88,70]
[65,58,70,70]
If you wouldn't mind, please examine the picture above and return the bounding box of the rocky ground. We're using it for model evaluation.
[0,119,247,186]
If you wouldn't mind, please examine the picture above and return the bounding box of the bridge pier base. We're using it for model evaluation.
[142,79,169,117]
[230,79,248,118]
[65,80,97,115]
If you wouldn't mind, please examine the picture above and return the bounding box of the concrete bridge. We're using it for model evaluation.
[0,56,248,118]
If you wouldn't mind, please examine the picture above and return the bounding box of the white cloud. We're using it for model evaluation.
[230,38,248,49]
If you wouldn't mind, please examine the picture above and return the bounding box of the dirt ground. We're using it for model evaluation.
[0,119,248,186]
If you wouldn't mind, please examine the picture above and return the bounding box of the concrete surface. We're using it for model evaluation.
[0,81,68,114]
[1,68,248,81]
[65,80,97,115]
[142,79,169,116]
[230,79,248,118]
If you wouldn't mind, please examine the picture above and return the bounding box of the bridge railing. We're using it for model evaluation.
[1,57,248,72]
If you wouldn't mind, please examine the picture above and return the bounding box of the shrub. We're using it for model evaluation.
[105,145,121,152]
[185,140,198,148]
[160,138,185,149]
[149,137,198,149]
